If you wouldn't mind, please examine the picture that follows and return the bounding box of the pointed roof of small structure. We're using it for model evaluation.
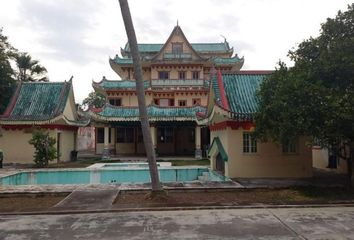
[0,80,88,126]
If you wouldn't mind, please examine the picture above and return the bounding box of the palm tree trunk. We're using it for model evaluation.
[118,0,162,192]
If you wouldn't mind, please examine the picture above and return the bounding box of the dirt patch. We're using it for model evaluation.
[114,188,354,208]
[0,193,69,212]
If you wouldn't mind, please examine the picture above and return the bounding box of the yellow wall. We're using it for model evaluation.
[210,128,313,178]
[312,148,347,173]
[0,128,76,164]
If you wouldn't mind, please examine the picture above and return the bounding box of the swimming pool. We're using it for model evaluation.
[0,167,229,186]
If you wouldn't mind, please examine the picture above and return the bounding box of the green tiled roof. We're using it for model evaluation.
[208,137,228,161]
[113,57,133,64]
[213,56,243,66]
[3,82,71,121]
[95,79,150,89]
[96,105,206,121]
[212,72,272,115]
[123,42,231,54]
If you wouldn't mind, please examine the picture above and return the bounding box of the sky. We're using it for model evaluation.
[0,0,352,103]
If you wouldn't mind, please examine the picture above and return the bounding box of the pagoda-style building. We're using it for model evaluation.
[90,25,243,158]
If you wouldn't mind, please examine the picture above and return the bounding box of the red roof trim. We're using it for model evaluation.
[1,82,22,118]
[209,121,254,131]
[234,70,274,75]
[2,124,78,131]
[217,70,230,111]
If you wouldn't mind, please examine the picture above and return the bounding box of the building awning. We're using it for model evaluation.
[208,137,228,161]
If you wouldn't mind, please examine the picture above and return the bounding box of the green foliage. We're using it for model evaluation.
[28,129,57,167]
[254,4,354,186]
[15,52,48,82]
[81,91,106,110]
[255,4,354,147]
[0,28,17,114]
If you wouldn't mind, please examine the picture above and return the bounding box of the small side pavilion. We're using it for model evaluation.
[0,80,88,164]
[201,71,313,178]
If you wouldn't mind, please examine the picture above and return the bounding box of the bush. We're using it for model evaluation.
[29,129,57,167]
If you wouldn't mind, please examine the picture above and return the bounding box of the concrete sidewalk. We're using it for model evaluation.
[51,189,120,211]
[0,207,353,239]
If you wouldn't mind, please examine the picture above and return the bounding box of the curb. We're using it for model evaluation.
[1,203,354,216]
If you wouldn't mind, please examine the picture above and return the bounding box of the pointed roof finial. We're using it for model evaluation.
[177,19,179,26]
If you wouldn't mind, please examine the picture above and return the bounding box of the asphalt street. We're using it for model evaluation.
[0,207,354,239]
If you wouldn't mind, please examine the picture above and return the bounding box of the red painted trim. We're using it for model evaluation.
[2,124,78,131]
[217,69,230,111]
[234,70,274,75]
[209,121,254,131]
[1,82,22,118]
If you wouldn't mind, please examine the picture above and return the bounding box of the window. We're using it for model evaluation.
[282,139,297,153]
[158,98,174,107]
[172,43,183,54]
[96,128,104,143]
[178,100,187,106]
[192,98,201,106]
[179,71,186,80]
[243,132,257,153]
[158,71,169,80]
[158,127,173,143]
[116,127,134,143]
[192,71,200,80]
[109,98,122,106]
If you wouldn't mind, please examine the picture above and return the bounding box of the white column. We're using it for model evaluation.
[195,126,202,159]
[104,127,109,149]
[150,125,157,149]
[102,126,110,159]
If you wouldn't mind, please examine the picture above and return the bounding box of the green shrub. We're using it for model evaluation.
[29,129,57,167]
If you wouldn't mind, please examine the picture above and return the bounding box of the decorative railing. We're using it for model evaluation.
[151,79,209,88]
[163,53,192,60]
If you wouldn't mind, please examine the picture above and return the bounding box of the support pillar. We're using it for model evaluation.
[102,126,110,160]
[110,127,116,154]
[150,125,157,156]
[195,126,202,159]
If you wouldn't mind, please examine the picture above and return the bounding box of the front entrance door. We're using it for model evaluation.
[215,153,225,174]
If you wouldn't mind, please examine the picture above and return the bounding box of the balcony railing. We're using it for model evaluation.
[151,79,209,88]
[163,53,192,60]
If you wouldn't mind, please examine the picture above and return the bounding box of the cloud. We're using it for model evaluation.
[18,0,104,64]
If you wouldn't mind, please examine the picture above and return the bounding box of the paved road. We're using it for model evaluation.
[1,207,354,239]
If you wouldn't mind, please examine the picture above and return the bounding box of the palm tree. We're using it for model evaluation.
[119,0,163,193]
[16,53,48,82]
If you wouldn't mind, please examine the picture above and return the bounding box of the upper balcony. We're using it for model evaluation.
[151,79,209,88]
[163,53,192,60]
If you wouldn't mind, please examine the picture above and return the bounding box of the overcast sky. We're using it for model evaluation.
[0,0,352,103]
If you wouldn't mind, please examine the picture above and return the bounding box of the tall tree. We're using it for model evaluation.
[119,0,162,193]
[0,28,16,114]
[255,4,354,187]
[16,52,48,82]
[81,91,106,110]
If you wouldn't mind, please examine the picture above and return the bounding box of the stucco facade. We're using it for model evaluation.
[209,128,312,178]
[0,80,88,164]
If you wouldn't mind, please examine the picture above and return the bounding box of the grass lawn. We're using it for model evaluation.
[0,187,353,212]
[114,187,354,208]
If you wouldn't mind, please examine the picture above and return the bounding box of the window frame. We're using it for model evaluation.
[109,98,122,106]
[116,127,135,143]
[192,71,200,80]
[282,139,297,154]
[158,71,169,80]
[192,98,201,106]
[178,100,187,107]
[243,132,257,153]
[172,43,183,55]
[178,71,186,80]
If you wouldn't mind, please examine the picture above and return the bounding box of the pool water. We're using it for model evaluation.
[0,167,229,186]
